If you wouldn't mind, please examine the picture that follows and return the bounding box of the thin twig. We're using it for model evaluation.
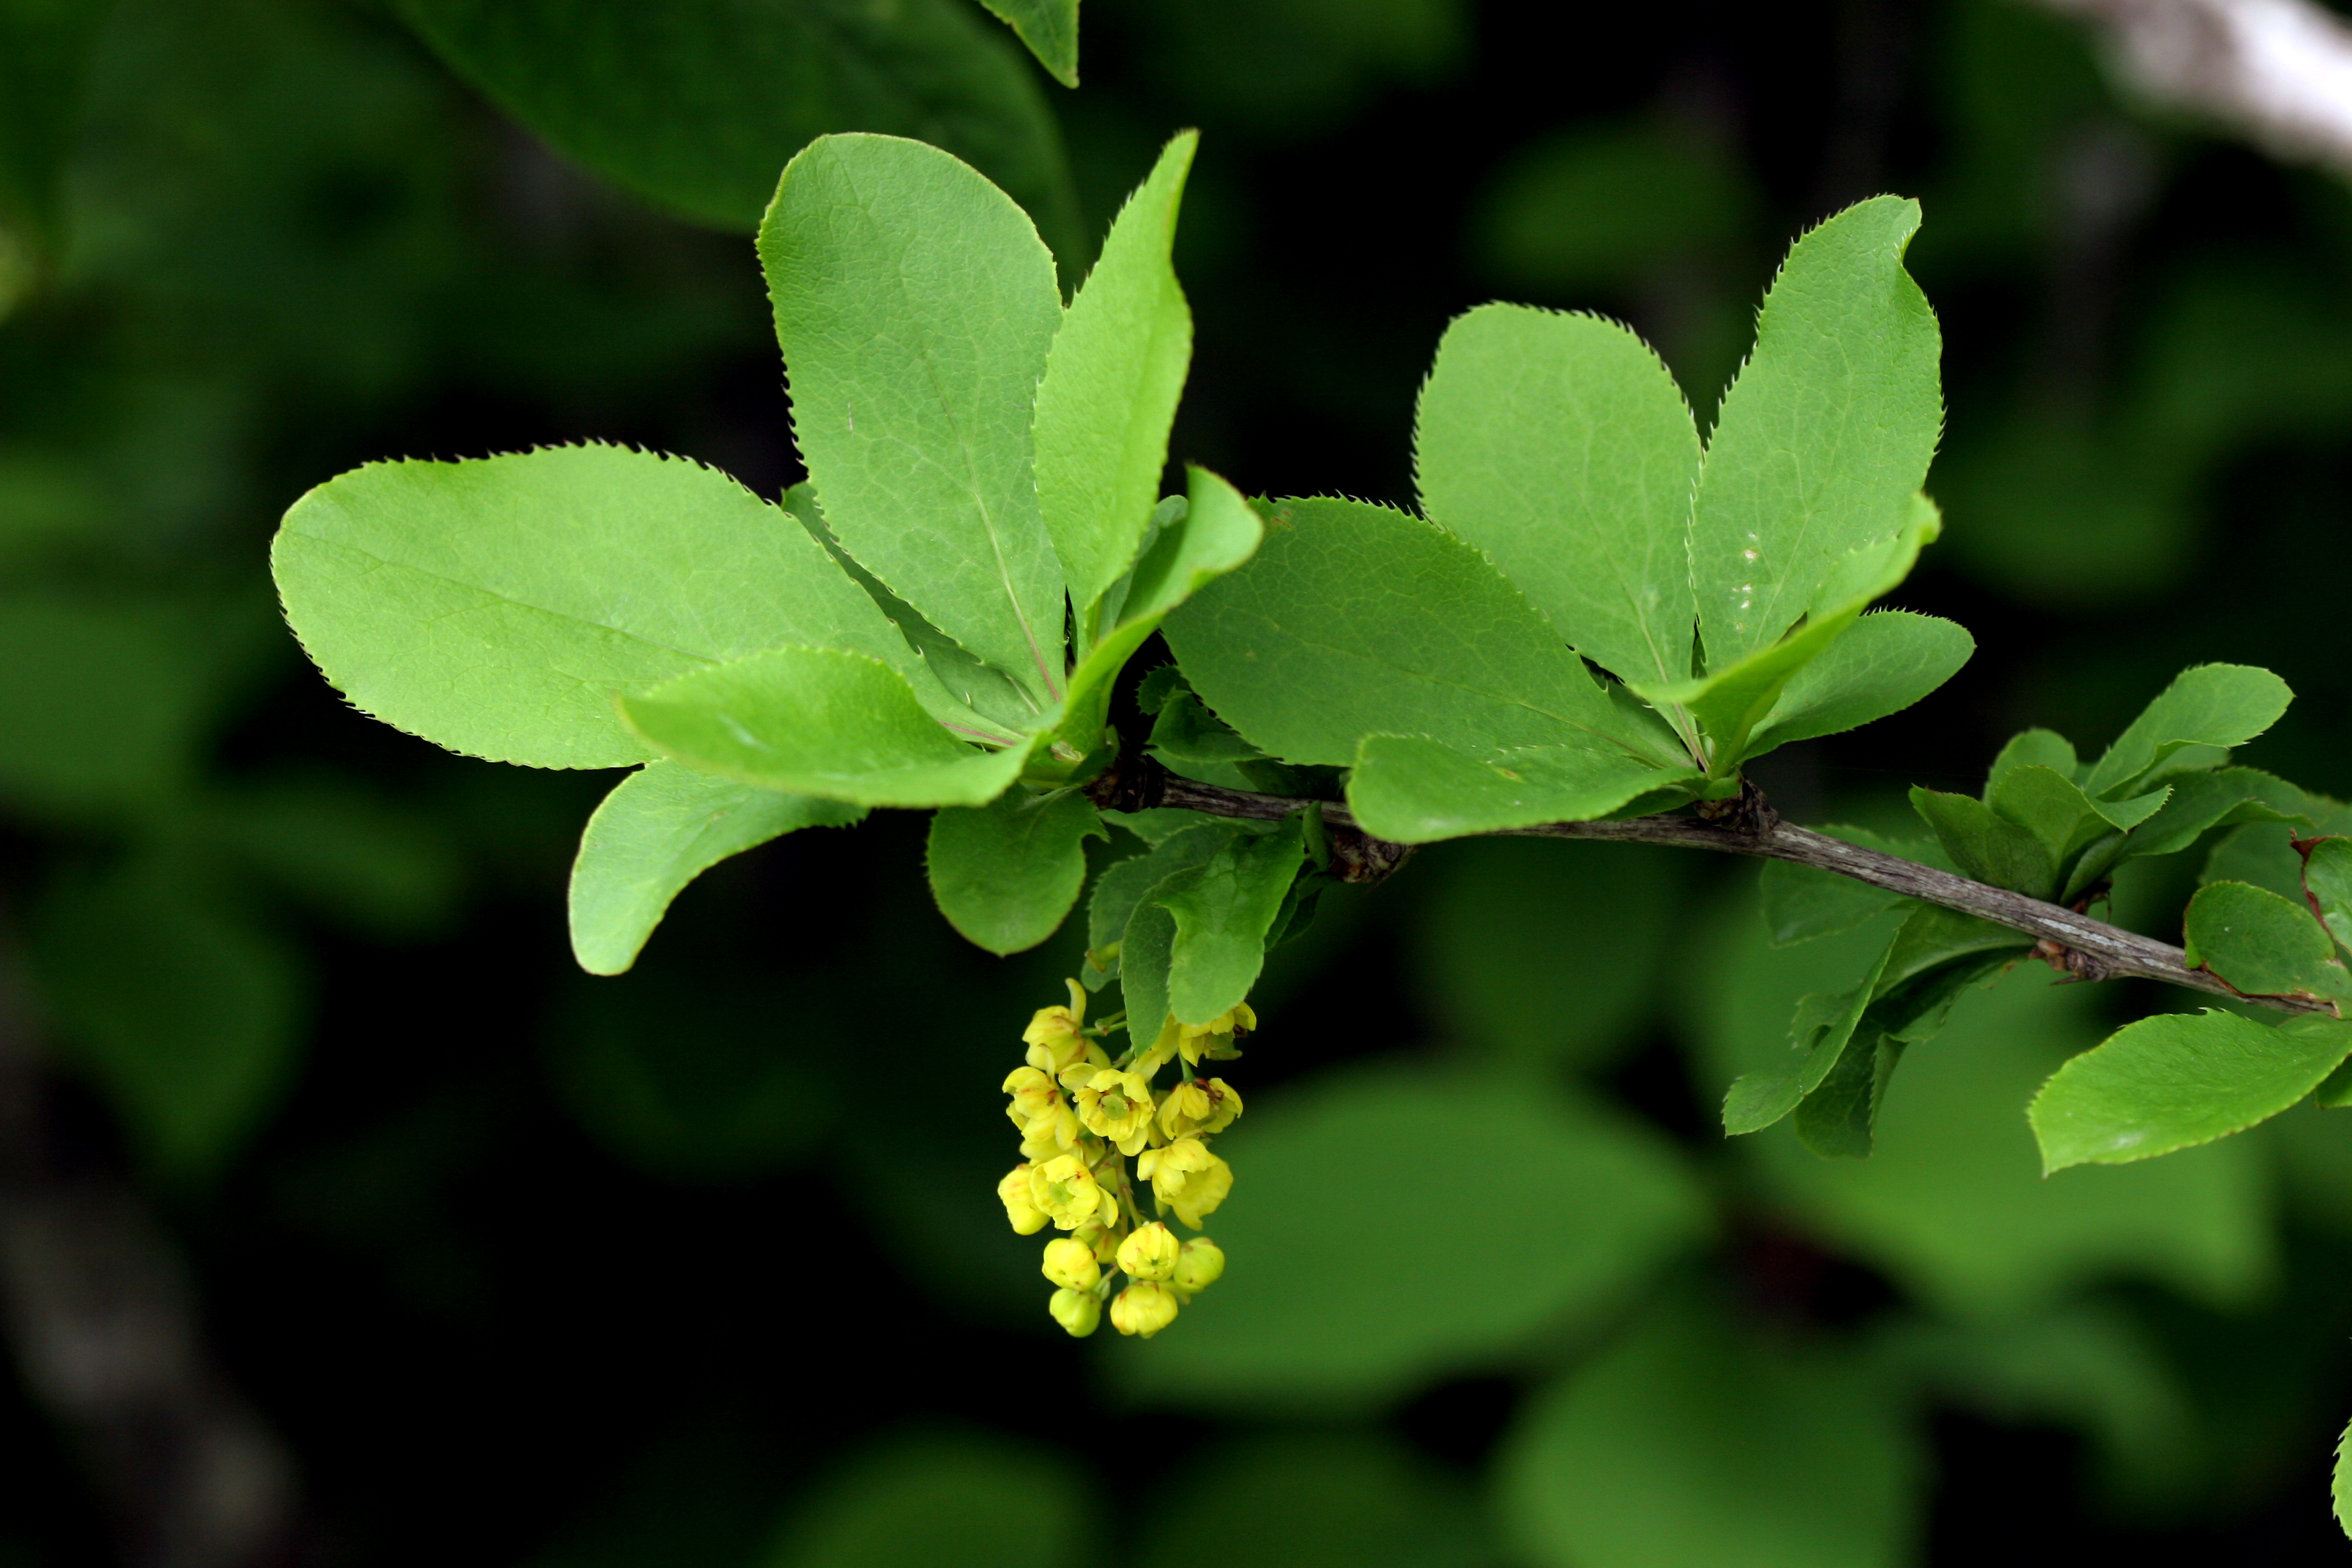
[1095,760,2324,1016]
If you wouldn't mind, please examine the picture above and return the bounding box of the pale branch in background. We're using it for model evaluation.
[1095,759,2326,1017]
[2039,0,2352,177]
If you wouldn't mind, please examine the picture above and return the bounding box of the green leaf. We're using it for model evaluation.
[1346,735,1700,844]
[1986,728,2078,795]
[977,0,1079,87]
[1087,822,1246,978]
[1414,303,1701,693]
[763,1432,1081,1568]
[1742,611,1973,759]
[1412,838,1685,1073]
[1986,763,2109,869]
[569,762,863,976]
[1109,1067,1707,1405]
[1166,497,1665,769]
[1695,918,2272,1317]
[763,133,1067,701]
[32,864,301,1184]
[2079,663,2293,798]
[1157,815,1306,1024]
[2304,837,2352,953]
[1910,785,2056,898]
[2336,1420,2352,1543]
[397,0,1081,256]
[2029,1010,2352,1171]
[1148,689,1263,766]
[1691,195,1941,667]
[1035,131,1195,629]
[1722,939,1895,1135]
[1059,467,1266,752]
[926,786,1105,954]
[1633,495,1942,769]
[1118,897,1177,1047]
[786,482,1038,740]
[2119,767,2308,863]
[1498,1296,1919,1568]
[2182,880,2349,1003]
[618,646,1033,806]
[275,444,912,769]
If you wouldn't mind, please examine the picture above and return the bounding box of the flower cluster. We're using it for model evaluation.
[996,982,1248,1338]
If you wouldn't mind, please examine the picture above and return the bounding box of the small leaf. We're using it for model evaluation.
[1415,303,1702,693]
[763,134,1066,701]
[619,647,1033,807]
[1060,466,1265,752]
[2335,1418,2352,1541]
[1743,610,1974,760]
[1633,496,1942,768]
[1986,728,2078,795]
[2182,880,2349,1003]
[569,761,865,976]
[1910,785,2056,899]
[397,0,1081,254]
[1087,822,1246,976]
[2304,837,2352,953]
[274,445,912,769]
[977,0,1080,86]
[1348,734,1700,844]
[2030,1010,2352,1171]
[1167,497,1669,769]
[1148,690,1263,766]
[1692,195,1941,667]
[1119,898,1177,1046]
[1036,132,1196,628]
[1986,764,2108,869]
[2079,663,2293,798]
[1157,815,1307,1024]
[1722,940,1895,1135]
[926,787,1106,954]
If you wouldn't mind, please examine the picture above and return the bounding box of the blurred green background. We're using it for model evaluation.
[8,0,2352,1563]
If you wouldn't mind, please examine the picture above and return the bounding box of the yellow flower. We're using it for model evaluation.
[1139,1138,1232,1228]
[1052,1040,1115,1093]
[1075,1069,1156,1154]
[1041,1236,1100,1291]
[1171,1236,1225,1294]
[1026,1154,1102,1229]
[1117,1221,1180,1281]
[1022,988,1088,1075]
[1178,1003,1255,1065]
[1158,1077,1243,1138]
[1048,1287,1101,1338]
[999,1165,1048,1234]
[1110,1280,1181,1338]
[1130,1015,1181,1077]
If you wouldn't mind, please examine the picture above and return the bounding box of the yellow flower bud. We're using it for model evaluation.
[1157,1076,1243,1138]
[1073,1222,1120,1266]
[1022,998,1088,1074]
[1042,1236,1100,1291]
[1075,1069,1156,1154]
[1130,1015,1181,1077]
[1048,1287,1101,1338]
[1169,1153,1232,1228]
[1172,1236,1225,1293]
[1026,1153,1102,1229]
[1110,1280,1181,1338]
[999,1165,1049,1234]
[1177,1003,1255,1063]
[1117,1221,1181,1281]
